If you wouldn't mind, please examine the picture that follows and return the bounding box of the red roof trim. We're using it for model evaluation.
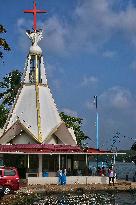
[0,144,110,154]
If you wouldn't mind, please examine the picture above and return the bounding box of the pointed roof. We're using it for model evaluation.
[0,119,39,144]
[1,82,77,145]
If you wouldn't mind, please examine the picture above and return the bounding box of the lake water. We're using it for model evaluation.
[33,191,136,205]
[89,161,136,180]
[115,162,136,180]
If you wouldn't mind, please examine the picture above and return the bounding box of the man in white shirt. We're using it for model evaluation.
[108,167,115,186]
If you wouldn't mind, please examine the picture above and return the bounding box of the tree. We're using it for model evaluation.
[0,25,10,58]
[0,104,9,129]
[0,70,22,128]
[131,143,136,164]
[59,112,88,146]
[131,142,136,151]
[0,70,23,106]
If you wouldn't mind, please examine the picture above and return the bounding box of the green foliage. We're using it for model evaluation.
[0,25,10,58]
[116,149,136,162]
[0,70,22,128]
[60,112,88,146]
[0,104,9,128]
[0,70,23,106]
[131,142,136,151]
[0,25,6,33]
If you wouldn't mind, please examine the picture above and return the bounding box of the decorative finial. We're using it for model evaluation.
[24,0,47,31]
[26,30,43,55]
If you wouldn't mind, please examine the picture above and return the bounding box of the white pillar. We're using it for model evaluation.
[66,155,67,169]
[28,154,30,169]
[113,154,116,165]
[59,154,60,170]
[38,154,43,177]
[85,154,88,167]
[26,154,30,178]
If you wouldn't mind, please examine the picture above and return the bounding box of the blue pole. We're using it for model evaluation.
[96,112,99,149]
[94,95,99,174]
[94,95,99,149]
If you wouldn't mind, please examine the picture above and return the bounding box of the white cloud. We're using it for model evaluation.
[16,1,136,54]
[102,50,116,58]
[45,63,62,90]
[46,63,57,78]
[74,0,136,49]
[86,101,95,110]
[81,76,98,87]
[16,18,32,52]
[86,86,134,110]
[45,63,66,91]
[130,60,136,70]
[17,18,25,28]
[53,79,61,90]
[45,0,136,54]
[100,86,133,109]
[44,16,68,54]
[61,108,78,117]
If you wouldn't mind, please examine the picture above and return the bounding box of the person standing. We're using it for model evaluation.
[108,167,115,186]
[58,169,62,185]
[92,166,96,176]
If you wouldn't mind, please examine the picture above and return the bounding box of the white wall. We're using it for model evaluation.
[12,131,36,144]
[28,176,109,185]
[0,129,3,137]
[28,177,58,185]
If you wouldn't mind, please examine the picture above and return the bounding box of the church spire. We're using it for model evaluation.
[23,1,48,85]
[0,0,77,146]
[24,0,47,32]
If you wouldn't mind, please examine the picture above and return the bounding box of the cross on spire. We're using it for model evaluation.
[24,0,47,31]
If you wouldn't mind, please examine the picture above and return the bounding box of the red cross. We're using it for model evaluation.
[24,0,47,31]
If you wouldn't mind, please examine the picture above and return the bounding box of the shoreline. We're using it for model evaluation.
[26,181,136,193]
[0,181,136,205]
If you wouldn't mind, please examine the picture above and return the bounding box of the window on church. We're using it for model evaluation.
[29,56,42,83]
[38,57,42,83]
[29,56,36,83]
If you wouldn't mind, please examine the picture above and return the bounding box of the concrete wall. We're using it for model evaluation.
[28,176,109,185]
[28,177,59,185]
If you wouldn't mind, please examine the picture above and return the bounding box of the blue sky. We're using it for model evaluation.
[1,0,136,150]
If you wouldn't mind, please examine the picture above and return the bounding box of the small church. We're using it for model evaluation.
[0,1,110,180]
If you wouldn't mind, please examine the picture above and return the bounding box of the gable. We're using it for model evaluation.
[0,120,39,144]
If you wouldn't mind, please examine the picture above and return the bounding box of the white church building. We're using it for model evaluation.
[0,1,114,184]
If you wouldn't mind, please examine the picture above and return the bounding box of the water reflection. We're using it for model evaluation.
[33,191,136,205]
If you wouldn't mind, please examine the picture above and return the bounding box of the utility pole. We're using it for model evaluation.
[94,96,99,149]
[94,96,99,174]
